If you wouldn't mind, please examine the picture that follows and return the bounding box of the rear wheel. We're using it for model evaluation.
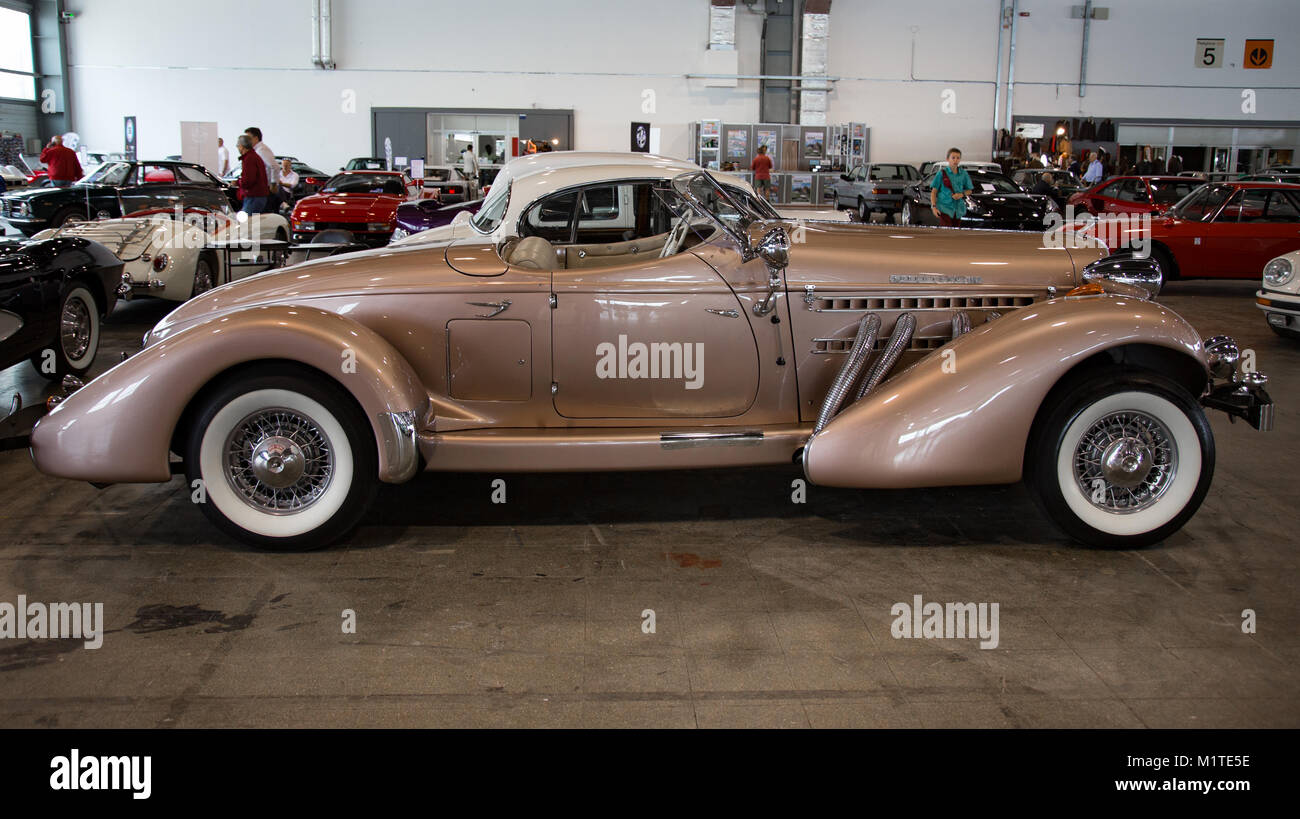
[50,206,88,228]
[184,367,378,550]
[190,252,218,297]
[858,199,869,222]
[1026,368,1214,548]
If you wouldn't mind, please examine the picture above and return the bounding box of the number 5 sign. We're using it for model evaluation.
[1195,38,1224,68]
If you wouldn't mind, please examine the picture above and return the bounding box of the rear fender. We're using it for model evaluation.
[802,294,1206,488]
[30,305,428,484]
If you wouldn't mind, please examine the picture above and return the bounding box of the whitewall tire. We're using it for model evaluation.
[185,367,378,550]
[1028,369,1214,548]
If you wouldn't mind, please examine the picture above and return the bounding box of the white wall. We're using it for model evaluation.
[64,0,1300,171]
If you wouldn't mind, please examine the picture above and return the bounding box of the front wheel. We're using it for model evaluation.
[31,283,99,380]
[901,200,914,225]
[858,199,869,222]
[1026,369,1214,548]
[184,368,378,550]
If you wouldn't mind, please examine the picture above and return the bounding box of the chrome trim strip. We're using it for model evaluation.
[377,410,419,483]
[660,430,764,449]
[809,292,1037,312]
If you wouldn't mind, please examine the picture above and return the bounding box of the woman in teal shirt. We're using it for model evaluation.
[929,147,974,227]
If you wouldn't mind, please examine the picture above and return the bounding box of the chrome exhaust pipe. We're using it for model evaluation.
[854,312,916,401]
[951,310,972,338]
[813,313,880,434]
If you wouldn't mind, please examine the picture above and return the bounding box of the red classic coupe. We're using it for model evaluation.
[1067,175,1204,216]
[290,170,424,246]
[1098,181,1300,279]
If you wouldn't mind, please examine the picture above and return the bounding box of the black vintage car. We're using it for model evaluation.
[0,236,124,380]
[0,160,231,236]
[900,169,1059,230]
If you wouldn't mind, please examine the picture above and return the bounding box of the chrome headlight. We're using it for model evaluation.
[389,227,408,243]
[14,202,30,216]
[1080,254,1163,299]
[1204,335,1240,380]
[1263,256,1294,287]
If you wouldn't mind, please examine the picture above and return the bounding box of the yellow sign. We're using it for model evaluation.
[1244,39,1273,69]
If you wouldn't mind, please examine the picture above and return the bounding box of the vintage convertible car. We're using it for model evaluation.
[24,154,1273,551]
[0,236,123,380]
[1256,249,1300,340]
[29,207,289,301]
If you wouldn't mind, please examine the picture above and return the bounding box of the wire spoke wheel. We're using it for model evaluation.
[1071,409,1177,514]
[223,407,335,514]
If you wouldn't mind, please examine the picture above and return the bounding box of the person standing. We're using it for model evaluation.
[40,135,83,188]
[751,144,773,200]
[929,147,973,227]
[1083,150,1105,185]
[217,137,230,176]
[244,127,278,212]
[460,145,479,180]
[236,135,269,216]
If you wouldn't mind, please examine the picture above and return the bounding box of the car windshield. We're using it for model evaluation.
[80,161,132,186]
[966,171,1023,193]
[471,180,510,233]
[322,173,405,194]
[1148,179,1203,205]
[670,171,777,246]
[1168,184,1235,221]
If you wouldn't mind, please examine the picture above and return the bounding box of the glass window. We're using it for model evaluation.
[0,8,34,100]
[139,165,177,183]
[176,165,217,184]
[471,180,510,233]
[1231,189,1300,223]
[522,189,578,242]
[1171,185,1235,222]
[1148,179,1202,205]
[81,162,132,186]
[1116,179,1148,203]
[1097,180,1124,198]
[322,173,405,194]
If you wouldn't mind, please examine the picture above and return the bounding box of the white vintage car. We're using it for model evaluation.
[31,208,288,302]
[1257,249,1300,340]
[390,152,844,248]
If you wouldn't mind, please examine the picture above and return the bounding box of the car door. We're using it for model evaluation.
[118,164,182,216]
[1110,178,1153,214]
[1221,188,1300,276]
[549,187,760,419]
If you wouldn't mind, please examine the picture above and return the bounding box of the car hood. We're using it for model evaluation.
[763,219,1089,289]
[292,193,403,222]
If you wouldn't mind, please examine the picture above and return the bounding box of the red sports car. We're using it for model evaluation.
[1068,175,1204,216]
[290,170,424,247]
[1098,181,1300,279]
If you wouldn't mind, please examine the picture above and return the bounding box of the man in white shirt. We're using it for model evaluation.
[217,137,229,175]
[1083,152,1105,185]
[461,145,478,180]
[277,158,299,208]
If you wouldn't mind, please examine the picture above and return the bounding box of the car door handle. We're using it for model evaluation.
[705,308,739,318]
[468,299,511,318]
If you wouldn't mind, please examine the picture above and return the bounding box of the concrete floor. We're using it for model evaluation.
[0,278,1296,729]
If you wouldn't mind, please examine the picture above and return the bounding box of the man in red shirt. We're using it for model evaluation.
[235,134,269,215]
[750,144,773,201]
[39,136,83,187]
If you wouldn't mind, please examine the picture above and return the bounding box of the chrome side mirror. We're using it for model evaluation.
[1081,254,1163,299]
[753,226,789,316]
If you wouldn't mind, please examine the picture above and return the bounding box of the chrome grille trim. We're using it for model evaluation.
[810,293,1037,312]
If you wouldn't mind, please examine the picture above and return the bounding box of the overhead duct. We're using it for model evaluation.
[311,0,335,70]
[799,0,831,125]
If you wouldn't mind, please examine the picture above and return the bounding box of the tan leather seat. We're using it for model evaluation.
[508,236,557,270]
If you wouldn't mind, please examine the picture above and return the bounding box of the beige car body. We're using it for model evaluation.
[26,156,1268,548]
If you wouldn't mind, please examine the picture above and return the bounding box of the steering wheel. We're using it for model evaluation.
[660,216,692,258]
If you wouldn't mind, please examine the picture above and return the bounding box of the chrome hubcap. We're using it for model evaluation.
[224,408,333,513]
[1073,410,1176,513]
[194,261,213,292]
[60,296,92,362]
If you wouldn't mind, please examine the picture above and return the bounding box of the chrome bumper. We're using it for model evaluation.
[1201,335,1274,432]
[377,410,419,483]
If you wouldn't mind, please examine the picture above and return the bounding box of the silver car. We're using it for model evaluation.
[826,163,921,221]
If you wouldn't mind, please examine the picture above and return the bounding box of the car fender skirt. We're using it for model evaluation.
[802,294,1205,489]
[29,305,428,484]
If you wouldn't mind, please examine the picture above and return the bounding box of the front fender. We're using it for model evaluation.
[803,294,1206,488]
[30,304,428,483]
